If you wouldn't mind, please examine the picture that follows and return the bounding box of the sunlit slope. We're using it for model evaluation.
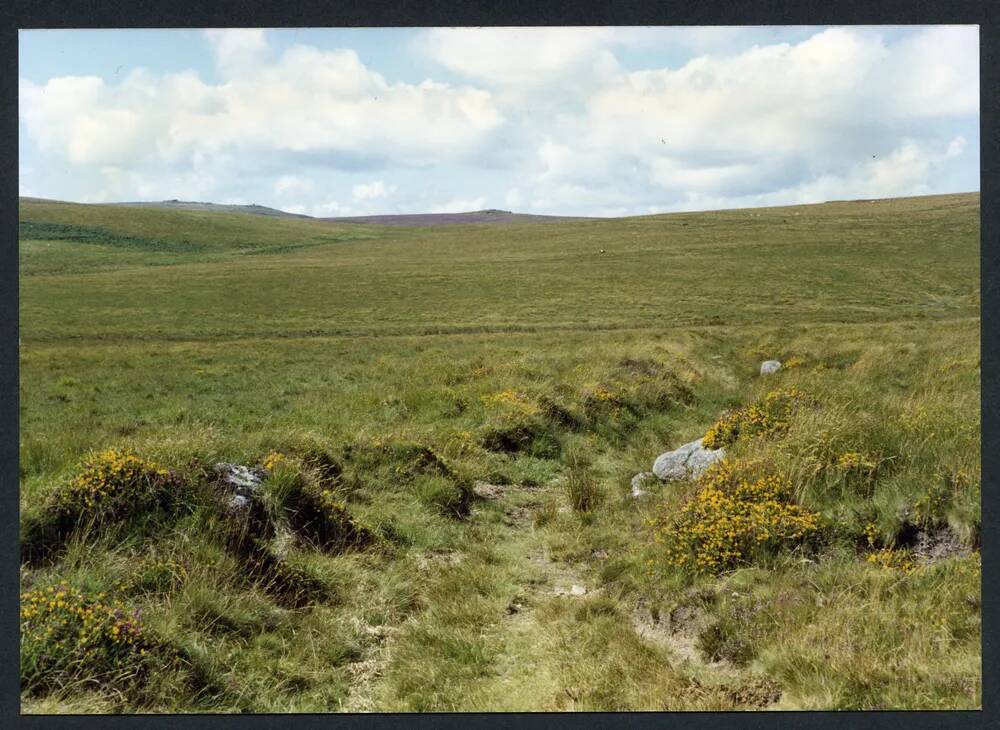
[18,197,398,276]
[19,193,979,341]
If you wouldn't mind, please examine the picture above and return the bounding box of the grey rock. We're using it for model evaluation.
[760,360,782,375]
[214,463,265,490]
[652,439,702,480]
[630,471,657,498]
[214,463,267,515]
[652,438,725,482]
[685,447,726,477]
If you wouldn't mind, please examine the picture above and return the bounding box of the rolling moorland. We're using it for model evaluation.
[18,192,980,711]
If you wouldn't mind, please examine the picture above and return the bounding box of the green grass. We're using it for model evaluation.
[19,192,980,711]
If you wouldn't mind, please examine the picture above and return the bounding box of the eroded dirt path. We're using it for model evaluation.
[340,478,776,711]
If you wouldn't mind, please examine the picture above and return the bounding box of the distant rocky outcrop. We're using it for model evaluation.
[110,200,313,219]
[321,210,600,227]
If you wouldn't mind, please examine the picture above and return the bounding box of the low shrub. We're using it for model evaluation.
[654,459,823,574]
[245,552,329,608]
[581,362,693,427]
[697,620,755,666]
[288,485,379,550]
[865,548,917,574]
[702,387,814,449]
[296,447,344,486]
[21,450,187,564]
[479,414,561,458]
[536,394,583,430]
[20,583,183,698]
[580,383,627,422]
[219,454,375,597]
[346,438,453,482]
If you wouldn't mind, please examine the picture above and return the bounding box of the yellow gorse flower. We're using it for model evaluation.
[480,389,541,416]
[653,459,822,574]
[866,548,917,574]
[20,583,159,684]
[62,449,171,512]
[702,388,813,449]
[262,451,289,472]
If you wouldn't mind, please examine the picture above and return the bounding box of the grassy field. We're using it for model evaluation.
[18,192,980,711]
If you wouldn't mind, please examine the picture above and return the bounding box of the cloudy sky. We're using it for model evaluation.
[19,26,979,217]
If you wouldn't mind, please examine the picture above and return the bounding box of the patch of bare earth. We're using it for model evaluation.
[912,526,972,564]
[629,597,784,709]
[341,620,401,712]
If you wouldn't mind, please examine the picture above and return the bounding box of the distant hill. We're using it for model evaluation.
[20,199,596,226]
[108,199,313,219]
[321,209,600,226]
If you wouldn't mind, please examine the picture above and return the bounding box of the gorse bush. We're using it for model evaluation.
[702,387,814,449]
[654,459,823,574]
[22,450,186,564]
[20,583,180,696]
[60,449,180,517]
[215,452,374,604]
[295,485,378,550]
[479,412,561,458]
[480,389,541,416]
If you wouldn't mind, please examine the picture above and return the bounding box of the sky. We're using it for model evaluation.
[18,26,979,217]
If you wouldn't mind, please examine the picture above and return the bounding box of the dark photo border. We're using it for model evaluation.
[1,1,995,728]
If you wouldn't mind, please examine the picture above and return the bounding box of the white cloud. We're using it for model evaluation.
[430,196,486,213]
[416,27,622,89]
[502,26,979,214]
[19,31,505,203]
[203,29,270,78]
[274,175,314,198]
[309,200,352,217]
[352,180,396,201]
[504,187,522,208]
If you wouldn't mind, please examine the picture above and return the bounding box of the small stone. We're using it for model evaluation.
[631,471,657,498]
[570,584,587,596]
[760,360,782,375]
